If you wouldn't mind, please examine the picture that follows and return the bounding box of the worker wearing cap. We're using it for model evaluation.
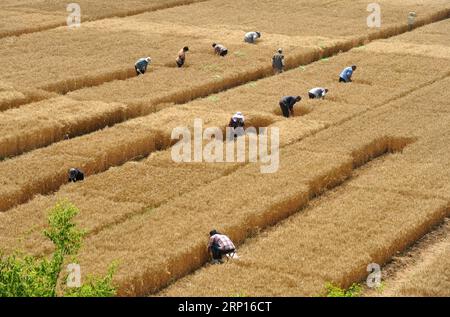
[308,87,328,99]
[135,56,152,75]
[228,112,245,138]
[244,31,261,44]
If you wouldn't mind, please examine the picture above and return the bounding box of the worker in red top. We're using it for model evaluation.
[176,46,189,68]
[208,230,236,264]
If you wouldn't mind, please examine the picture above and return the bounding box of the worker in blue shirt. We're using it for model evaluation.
[339,65,357,83]
[135,57,152,76]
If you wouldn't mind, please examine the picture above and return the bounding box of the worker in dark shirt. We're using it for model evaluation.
[279,96,301,118]
[68,168,84,183]
[228,112,245,139]
[272,48,285,74]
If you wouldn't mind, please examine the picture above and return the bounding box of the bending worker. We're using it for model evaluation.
[279,95,301,118]
[68,168,84,183]
[212,43,228,57]
[208,230,236,264]
[244,31,261,44]
[308,87,328,99]
[176,46,189,68]
[135,56,152,76]
[339,65,357,83]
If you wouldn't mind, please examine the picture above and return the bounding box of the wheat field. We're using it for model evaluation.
[0,0,449,297]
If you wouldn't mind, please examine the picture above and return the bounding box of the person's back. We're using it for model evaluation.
[135,57,151,75]
[244,31,261,44]
[229,112,245,128]
[339,65,356,83]
[309,87,328,99]
[279,95,301,118]
[176,46,189,67]
[213,43,228,57]
[209,233,235,252]
[272,49,284,73]
[68,168,84,182]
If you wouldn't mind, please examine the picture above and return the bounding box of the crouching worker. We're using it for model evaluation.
[176,46,189,68]
[212,43,228,57]
[68,168,84,183]
[339,65,356,83]
[228,112,245,138]
[135,56,152,76]
[308,87,328,99]
[244,31,261,44]
[208,230,236,264]
[279,95,301,118]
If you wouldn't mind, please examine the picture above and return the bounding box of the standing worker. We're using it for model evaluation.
[208,230,236,264]
[244,31,261,44]
[135,56,152,76]
[308,87,328,99]
[339,65,357,83]
[279,96,301,118]
[176,46,189,68]
[212,43,228,57]
[272,48,285,74]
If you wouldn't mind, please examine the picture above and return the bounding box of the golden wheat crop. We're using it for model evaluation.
[1,0,449,298]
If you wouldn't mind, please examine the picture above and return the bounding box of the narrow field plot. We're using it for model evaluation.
[0,0,208,38]
[141,0,450,38]
[347,124,450,200]
[390,225,450,297]
[0,81,56,111]
[378,18,450,47]
[0,97,131,158]
[160,187,448,296]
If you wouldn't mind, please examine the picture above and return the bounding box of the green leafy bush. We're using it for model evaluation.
[0,200,117,297]
[324,282,362,297]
